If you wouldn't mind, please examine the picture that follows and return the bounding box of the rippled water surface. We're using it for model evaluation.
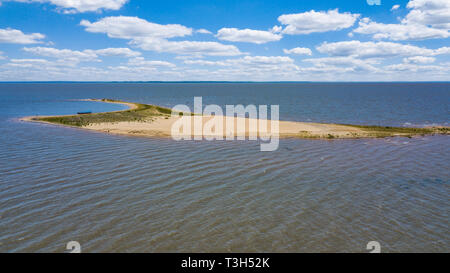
[0,83,448,252]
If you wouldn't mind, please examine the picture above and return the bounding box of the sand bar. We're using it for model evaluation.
[21,99,449,139]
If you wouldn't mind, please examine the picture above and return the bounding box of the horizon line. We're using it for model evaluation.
[1,81,450,84]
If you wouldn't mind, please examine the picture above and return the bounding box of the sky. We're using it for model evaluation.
[0,0,449,81]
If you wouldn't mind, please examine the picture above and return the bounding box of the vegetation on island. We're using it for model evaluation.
[345,124,448,138]
[33,99,173,127]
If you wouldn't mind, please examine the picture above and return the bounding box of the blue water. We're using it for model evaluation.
[0,83,448,252]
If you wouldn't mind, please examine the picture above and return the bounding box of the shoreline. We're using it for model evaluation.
[20,99,450,140]
[79,98,139,111]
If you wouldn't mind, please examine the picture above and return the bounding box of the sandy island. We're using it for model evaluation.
[21,99,449,139]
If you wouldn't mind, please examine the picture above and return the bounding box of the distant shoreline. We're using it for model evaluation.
[3,81,450,84]
[21,99,450,140]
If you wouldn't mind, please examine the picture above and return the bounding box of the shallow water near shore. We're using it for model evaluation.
[0,83,449,252]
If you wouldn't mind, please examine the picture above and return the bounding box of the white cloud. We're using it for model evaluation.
[271,25,283,33]
[278,9,360,35]
[216,28,282,44]
[93,48,141,57]
[316,40,450,58]
[0,51,5,60]
[127,57,175,68]
[81,16,243,57]
[0,28,45,44]
[353,0,450,40]
[391,5,400,11]
[10,58,49,63]
[353,17,449,40]
[182,56,299,81]
[183,56,299,77]
[385,63,447,72]
[184,60,224,66]
[303,56,379,73]
[22,46,140,65]
[81,16,192,40]
[283,47,312,55]
[435,47,450,55]
[185,55,295,66]
[132,39,243,57]
[1,55,179,81]
[229,56,295,66]
[404,0,450,29]
[23,47,98,63]
[2,55,449,82]
[196,29,212,34]
[7,0,128,13]
[7,58,51,67]
[403,56,436,64]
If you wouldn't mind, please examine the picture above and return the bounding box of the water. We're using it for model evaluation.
[0,83,448,253]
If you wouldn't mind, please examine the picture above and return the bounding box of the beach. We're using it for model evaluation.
[21,99,449,139]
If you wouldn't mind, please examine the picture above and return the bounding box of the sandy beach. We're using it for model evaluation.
[83,116,366,139]
[21,99,449,139]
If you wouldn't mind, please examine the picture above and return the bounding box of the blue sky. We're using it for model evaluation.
[0,0,449,81]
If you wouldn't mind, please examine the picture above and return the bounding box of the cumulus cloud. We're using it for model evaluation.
[404,0,450,29]
[10,58,49,63]
[278,9,360,35]
[93,48,141,57]
[1,55,299,82]
[316,40,450,58]
[216,28,282,44]
[0,61,182,81]
[6,0,128,13]
[23,47,98,63]
[134,39,243,57]
[0,28,45,44]
[1,55,449,82]
[403,56,436,64]
[228,56,295,67]
[81,16,243,56]
[385,63,446,72]
[283,47,312,55]
[127,57,175,68]
[81,16,192,40]
[391,5,400,11]
[196,29,212,34]
[434,47,450,55]
[22,46,141,66]
[353,17,449,40]
[303,56,379,73]
[353,0,450,40]
[185,55,294,66]
[271,26,283,33]
[6,58,52,68]
[183,60,224,66]
[183,56,299,77]
[182,56,300,81]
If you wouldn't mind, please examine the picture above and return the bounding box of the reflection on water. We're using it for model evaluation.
[0,83,448,252]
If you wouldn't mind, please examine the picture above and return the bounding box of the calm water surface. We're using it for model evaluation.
[0,83,448,252]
